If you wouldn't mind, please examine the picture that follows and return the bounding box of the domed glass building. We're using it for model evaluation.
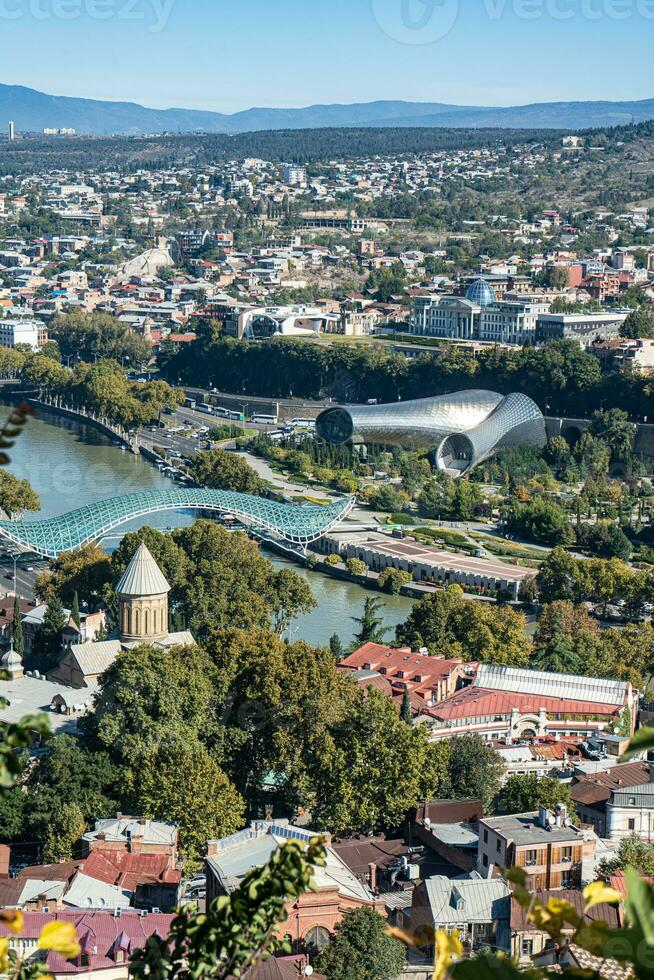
[465,278,497,307]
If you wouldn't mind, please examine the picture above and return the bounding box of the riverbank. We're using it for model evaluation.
[0,402,415,646]
[27,396,137,453]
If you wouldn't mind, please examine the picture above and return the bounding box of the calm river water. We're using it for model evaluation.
[6,407,414,647]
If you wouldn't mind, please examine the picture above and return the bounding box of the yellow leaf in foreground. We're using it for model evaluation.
[583,881,623,911]
[0,937,9,973]
[386,924,435,948]
[433,930,463,980]
[0,909,23,933]
[38,922,81,959]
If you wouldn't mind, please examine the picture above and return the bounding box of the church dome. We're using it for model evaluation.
[116,543,171,597]
[465,278,497,307]
[2,647,21,669]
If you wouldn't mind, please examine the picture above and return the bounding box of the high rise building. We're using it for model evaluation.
[7,121,14,142]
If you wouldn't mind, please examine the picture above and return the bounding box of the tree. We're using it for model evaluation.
[589,409,635,462]
[351,597,388,647]
[70,590,81,629]
[531,633,583,674]
[536,547,579,603]
[50,309,151,364]
[535,601,598,652]
[316,908,406,980]
[35,542,113,606]
[401,687,412,724]
[506,497,574,547]
[42,802,86,863]
[207,626,356,815]
[622,306,654,339]
[84,645,221,771]
[577,521,632,561]
[395,585,531,666]
[311,689,448,835]
[495,773,577,818]
[0,470,40,518]
[32,594,66,666]
[24,734,118,846]
[378,567,412,595]
[192,448,265,494]
[269,567,316,635]
[444,734,503,812]
[12,595,23,657]
[368,485,407,513]
[597,833,654,877]
[329,633,344,660]
[136,739,245,869]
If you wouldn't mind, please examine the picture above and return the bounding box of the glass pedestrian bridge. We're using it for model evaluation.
[0,488,356,559]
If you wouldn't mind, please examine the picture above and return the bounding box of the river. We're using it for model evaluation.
[5,407,415,647]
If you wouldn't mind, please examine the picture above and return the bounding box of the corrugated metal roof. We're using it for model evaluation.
[425,876,511,924]
[70,641,122,675]
[475,664,629,706]
[115,544,171,597]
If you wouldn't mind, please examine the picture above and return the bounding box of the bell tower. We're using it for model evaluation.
[116,543,170,644]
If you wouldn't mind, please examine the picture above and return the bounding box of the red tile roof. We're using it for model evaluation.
[338,643,463,702]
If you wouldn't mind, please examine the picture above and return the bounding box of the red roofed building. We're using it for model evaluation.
[337,643,467,712]
[423,664,634,743]
[0,910,174,980]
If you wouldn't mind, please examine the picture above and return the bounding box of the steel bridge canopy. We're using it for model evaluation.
[0,488,355,559]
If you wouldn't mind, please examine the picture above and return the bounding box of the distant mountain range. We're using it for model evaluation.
[1,84,654,136]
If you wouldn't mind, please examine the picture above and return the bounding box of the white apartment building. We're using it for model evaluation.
[0,318,46,350]
[284,165,307,187]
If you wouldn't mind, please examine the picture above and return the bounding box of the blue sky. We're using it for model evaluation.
[1,0,653,112]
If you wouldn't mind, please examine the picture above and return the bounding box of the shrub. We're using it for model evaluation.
[346,558,368,577]
[378,568,412,594]
[324,553,342,567]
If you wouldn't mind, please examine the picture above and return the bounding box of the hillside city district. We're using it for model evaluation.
[2,126,654,980]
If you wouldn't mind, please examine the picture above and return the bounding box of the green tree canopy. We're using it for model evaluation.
[316,907,407,980]
[136,739,244,869]
[494,773,577,818]
[311,688,448,835]
[395,585,531,666]
[192,448,265,494]
[0,470,40,519]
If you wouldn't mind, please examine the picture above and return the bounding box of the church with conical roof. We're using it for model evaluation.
[48,543,194,690]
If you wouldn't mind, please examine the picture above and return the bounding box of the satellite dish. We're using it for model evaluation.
[304,967,314,977]
[547,815,556,826]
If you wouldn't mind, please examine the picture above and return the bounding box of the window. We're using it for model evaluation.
[496,839,502,853]
[521,940,534,957]
[304,928,330,954]
[482,854,488,868]
[483,829,488,843]
[562,847,573,862]
[525,849,538,866]
[629,818,636,831]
